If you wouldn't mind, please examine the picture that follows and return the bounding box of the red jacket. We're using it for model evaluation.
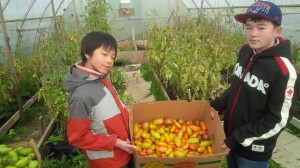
[62,62,130,168]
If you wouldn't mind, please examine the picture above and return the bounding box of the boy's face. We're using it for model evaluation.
[84,46,116,74]
[244,18,282,53]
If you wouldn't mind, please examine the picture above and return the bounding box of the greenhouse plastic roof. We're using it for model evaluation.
[1,0,300,64]
[1,0,72,30]
[0,0,72,62]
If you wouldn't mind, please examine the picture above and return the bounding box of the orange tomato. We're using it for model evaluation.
[173,120,182,128]
[158,146,168,153]
[200,121,207,130]
[182,143,189,149]
[186,120,194,125]
[207,146,213,154]
[199,130,207,135]
[137,151,147,156]
[189,143,200,151]
[157,141,168,147]
[170,125,176,133]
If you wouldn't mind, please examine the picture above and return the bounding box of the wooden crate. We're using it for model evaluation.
[8,139,42,168]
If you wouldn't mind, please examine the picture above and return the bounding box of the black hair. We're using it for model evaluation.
[80,31,118,63]
[249,18,280,28]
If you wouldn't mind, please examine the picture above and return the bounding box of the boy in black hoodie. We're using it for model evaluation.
[210,1,300,168]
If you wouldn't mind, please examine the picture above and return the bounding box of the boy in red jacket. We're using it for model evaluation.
[62,31,135,168]
[211,1,300,168]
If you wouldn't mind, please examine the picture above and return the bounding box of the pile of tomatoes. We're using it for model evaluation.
[133,117,214,158]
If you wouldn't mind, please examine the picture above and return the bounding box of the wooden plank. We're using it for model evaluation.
[39,115,44,137]
[290,117,300,130]
[152,71,170,100]
[37,111,60,148]
[0,93,38,137]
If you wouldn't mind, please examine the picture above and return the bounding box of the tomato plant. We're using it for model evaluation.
[145,16,245,101]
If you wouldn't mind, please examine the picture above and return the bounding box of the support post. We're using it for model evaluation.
[0,1,24,115]
[51,0,58,35]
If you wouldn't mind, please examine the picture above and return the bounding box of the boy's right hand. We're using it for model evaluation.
[221,142,230,155]
[115,138,136,154]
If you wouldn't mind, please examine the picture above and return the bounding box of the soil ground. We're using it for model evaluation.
[124,68,155,111]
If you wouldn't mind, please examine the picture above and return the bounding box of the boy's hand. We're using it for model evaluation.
[210,111,215,119]
[221,142,230,155]
[115,138,136,154]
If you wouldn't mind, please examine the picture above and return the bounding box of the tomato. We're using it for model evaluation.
[146,148,154,155]
[173,120,182,128]
[177,130,183,139]
[163,133,171,143]
[149,123,157,130]
[201,134,210,140]
[164,118,173,126]
[152,118,164,125]
[137,151,147,156]
[157,141,168,147]
[135,146,142,152]
[165,148,173,156]
[141,121,150,131]
[174,136,182,147]
[158,146,168,153]
[200,121,207,130]
[174,151,185,157]
[189,143,200,151]
[199,140,212,147]
[134,123,140,134]
[207,146,214,154]
[150,130,161,140]
[187,138,199,144]
[197,146,206,153]
[141,142,152,149]
[193,120,200,125]
[134,129,143,140]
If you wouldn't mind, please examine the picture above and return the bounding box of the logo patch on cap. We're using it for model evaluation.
[247,2,271,15]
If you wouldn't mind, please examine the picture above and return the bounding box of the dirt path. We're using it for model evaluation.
[123,67,155,111]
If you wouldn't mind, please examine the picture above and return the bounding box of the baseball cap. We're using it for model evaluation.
[234,1,282,26]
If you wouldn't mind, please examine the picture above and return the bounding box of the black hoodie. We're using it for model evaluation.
[211,37,300,161]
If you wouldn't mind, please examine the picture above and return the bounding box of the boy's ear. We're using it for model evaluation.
[84,53,91,60]
[274,26,282,37]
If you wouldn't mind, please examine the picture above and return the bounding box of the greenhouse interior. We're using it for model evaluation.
[0,0,300,168]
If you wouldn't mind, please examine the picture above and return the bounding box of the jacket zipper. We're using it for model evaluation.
[228,54,256,135]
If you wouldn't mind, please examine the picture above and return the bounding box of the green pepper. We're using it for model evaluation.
[18,148,33,157]
[8,150,19,162]
[28,160,38,168]
[27,153,36,160]
[0,148,11,155]
[15,157,29,168]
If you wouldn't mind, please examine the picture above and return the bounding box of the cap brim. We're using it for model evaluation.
[234,13,271,24]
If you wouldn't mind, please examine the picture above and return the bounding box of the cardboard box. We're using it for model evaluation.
[129,100,226,168]
[8,139,42,168]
